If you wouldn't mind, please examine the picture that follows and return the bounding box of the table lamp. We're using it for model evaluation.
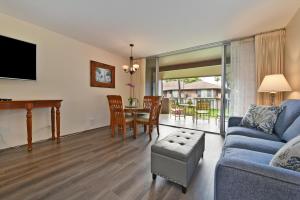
[258,74,292,106]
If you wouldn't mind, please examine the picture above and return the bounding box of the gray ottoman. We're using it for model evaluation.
[151,129,205,193]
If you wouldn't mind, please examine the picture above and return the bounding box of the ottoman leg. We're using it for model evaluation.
[182,186,187,194]
[152,173,157,180]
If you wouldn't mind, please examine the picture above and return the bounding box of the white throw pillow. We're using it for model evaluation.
[270,135,300,172]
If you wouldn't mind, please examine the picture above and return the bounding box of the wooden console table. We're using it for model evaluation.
[0,100,62,151]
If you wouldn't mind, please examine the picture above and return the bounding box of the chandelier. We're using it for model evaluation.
[122,44,139,75]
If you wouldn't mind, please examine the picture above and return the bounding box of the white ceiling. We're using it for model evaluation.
[0,0,299,58]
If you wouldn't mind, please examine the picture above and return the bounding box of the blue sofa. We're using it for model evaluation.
[215,100,300,200]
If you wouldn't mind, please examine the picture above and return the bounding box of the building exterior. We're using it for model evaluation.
[162,80,221,100]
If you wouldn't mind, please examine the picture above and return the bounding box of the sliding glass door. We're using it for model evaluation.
[150,43,234,135]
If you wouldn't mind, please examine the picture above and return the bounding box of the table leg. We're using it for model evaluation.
[51,107,56,140]
[26,103,33,152]
[133,112,137,139]
[55,103,61,144]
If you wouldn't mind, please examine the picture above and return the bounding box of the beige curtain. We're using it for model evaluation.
[255,29,286,105]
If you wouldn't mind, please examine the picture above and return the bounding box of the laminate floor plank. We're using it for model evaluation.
[0,126,224,200]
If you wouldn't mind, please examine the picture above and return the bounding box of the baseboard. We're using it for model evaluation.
[0,125,110,153]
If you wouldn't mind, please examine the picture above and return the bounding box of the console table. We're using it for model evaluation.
[0,100,62,151]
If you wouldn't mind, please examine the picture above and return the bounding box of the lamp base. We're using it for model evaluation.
[270,92,276,106]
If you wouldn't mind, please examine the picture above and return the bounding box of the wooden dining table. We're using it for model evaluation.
[124,106,148,114]
[124,106,149,138]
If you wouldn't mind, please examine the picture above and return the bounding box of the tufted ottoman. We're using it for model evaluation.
[151,129,205,193]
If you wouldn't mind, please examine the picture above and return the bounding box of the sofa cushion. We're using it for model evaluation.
[222,148,273,165]
[226,127,281,141]
[240,104,281,134]
[274,100,300,137]
[224,135,285,154]
[282,115,300,142]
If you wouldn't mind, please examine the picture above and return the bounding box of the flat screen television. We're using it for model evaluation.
[0,35,36,80]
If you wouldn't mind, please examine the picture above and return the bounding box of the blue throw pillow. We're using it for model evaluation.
[240,104,282,134]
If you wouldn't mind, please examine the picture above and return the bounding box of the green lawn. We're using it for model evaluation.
[182,108,220,118]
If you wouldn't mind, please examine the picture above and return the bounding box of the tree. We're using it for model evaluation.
[183,77,200,83]
[214,76,220,82]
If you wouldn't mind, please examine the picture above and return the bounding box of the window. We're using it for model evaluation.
[201,90,207,98]
[196,89,214,98]
[172,90,179,98]
[207,90,212,98]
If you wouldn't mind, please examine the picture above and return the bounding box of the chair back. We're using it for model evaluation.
[149,103,162,124]
[107,95,123,109]
[196,100,210,110]
[107,95,124,125]
[143,96,153,111]
[143,96,160,111]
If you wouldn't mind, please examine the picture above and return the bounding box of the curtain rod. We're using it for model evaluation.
[136,27,285,59]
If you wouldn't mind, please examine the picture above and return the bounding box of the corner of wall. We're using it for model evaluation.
[284,8,300,99]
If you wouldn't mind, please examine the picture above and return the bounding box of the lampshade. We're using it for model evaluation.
[258,74,292,93]
[133,64,139,69]
[122,65,129,70]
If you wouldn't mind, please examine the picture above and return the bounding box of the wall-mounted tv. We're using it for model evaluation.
[0,35,36,80]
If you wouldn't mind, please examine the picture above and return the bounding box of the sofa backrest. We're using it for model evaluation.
[274,100,300,137]
[281,115,300,142]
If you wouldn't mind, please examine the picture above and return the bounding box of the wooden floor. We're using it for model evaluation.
[0,125,224,200]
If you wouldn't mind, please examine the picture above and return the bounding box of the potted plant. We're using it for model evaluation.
[126,83,135,106]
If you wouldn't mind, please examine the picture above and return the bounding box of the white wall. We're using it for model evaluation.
[285,8,300,99]
[0,13,130,149]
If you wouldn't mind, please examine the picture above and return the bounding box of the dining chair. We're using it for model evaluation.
[107,95,133,139]
[138,96,161,115]
[195,100,210,123]
[134,103,162,140]
[169,99,184,120]
[111,107,134,140]
[137,96,161,132]
[143,96,154,111]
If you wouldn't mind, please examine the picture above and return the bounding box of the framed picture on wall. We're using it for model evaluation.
[90,60,115,88]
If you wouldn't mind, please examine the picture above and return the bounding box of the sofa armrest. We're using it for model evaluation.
[215,158,300,200]
[218,158,300,185]
[228,116,243,127]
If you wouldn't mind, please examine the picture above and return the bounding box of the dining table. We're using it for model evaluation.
[124,106,150,138]
[124,106,149,115]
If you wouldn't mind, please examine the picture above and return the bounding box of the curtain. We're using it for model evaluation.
[230,38,256,116]
[255,30,286,105]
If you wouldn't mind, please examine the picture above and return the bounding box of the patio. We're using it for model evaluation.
[160,114,221,133]
[159,78,229,134]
